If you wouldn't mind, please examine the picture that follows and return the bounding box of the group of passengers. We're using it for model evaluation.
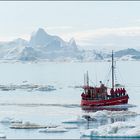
[110,88,126,98]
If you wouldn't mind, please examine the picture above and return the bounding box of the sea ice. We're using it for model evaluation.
[63,125,78,129]
[10,121,47,129]
[11,120,22,124]
[81,121,140,137]
[39,127,68,133]
[82,110,138,121]
[0,117,14,124]
[0,133,6,139]
[62,117,87,124]
[0,83,56,92]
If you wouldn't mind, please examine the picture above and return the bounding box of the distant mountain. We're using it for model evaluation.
[0,28,80,61]
[0,38,28,60]
[115,48,140,57]
[113,48,140,60]
[0,28,140,62]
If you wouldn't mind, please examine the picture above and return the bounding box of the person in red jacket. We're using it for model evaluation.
[120,88,123,96]
[122,88,126,95]
[115,88,118,97]
[118,88,121,97]
[81,92,85,99]
[110,88,114,98]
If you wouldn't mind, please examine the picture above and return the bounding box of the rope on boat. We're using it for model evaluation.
[103,63,112,87]
[116,65,125,88]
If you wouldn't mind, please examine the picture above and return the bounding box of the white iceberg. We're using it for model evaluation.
[0,132,6,139]
[81,121,140,138]
[63,125,78,129]
[0,117,14,124]
[11,120,22,124]
[82,110,138,120]
[0,83,56,92]
[39,127,68,133]
[62,117,87,124]
[10,121,47,129]
[36,85,56,91]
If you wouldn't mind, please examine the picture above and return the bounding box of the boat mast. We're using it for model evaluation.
[112,50,114,90]
[84,73,86,86]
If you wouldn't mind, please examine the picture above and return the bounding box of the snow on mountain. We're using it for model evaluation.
[0,28,80,61]
[17,47,38,61]
[0,28,140,62]
[115,48,140,57]
[81,50,104,61]
[0,38,28,60]
[113,48,140,60]
[29,28,74,51]
[27,28,80,61]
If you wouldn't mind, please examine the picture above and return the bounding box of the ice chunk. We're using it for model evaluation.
[36,85,56,91]
[81,121,140,137]
[63,125,78,129]
[62,117,87,124]
[0,117,13,124]
[83,110,138,120]
[10,121,47,129]
[39,127,68,133]
[126,126,140,136]
[91,110,108,118]
[11,120,22,124]
[0,132,6,139]
[0,83,56,92]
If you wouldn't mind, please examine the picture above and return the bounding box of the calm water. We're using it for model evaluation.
[0,61,139,139]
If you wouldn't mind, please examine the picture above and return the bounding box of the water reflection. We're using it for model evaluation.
[81,106,128,112]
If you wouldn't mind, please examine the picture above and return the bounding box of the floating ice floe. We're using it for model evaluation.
[0,117,14,124]
[11,120,22,124]
[10,121,47,129]
[0,132,6,139]
[36,85,56,91]
[62,125,78,129]
[81,121,140,138]
[0,133,6,139]
[82,110,138,120]
[0,117,23,126]
[62,117,87,124]
[0,83,56,92]
[39,127,68,133]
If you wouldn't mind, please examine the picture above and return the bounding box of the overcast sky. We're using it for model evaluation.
[1,1,140,50]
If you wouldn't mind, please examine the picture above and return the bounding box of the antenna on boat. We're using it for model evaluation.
[112,50,115,90]
[84,72,89,86]
[87,71,89,86]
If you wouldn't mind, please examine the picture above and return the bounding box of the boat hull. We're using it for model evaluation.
[81,95,129,107]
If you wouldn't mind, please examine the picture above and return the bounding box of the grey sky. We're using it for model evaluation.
[1,1,140,50]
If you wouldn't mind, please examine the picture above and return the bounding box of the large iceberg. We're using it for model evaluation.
[81,121,140,138]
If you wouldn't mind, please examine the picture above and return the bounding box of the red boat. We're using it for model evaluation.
[81,51,129,107]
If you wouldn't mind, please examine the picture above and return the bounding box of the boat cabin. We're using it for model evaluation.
[81,84,127,101]
[81,84,107,100]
